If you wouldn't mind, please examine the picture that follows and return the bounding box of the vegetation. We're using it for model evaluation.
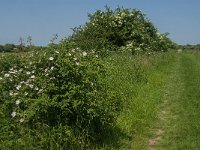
[70,7,175,56]
[1,6,200,150]
[154,52,200,149]
[178,44,200,51]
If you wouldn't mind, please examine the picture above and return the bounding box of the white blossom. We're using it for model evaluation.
[38,89,43,93]
[29,84,34,89]
[16,84,21,90]
[9,91,14,96]
[75,62,80,66]
[0,77,2,80]
[11,112,16,117]
[14,93,18,96]
[50,66,54,70]
[26,71,31,75]
[30,75,35,79]
[49,57,54,61]
[9,71,16,74]
[19,118,24,123]
[16,100,20,105]
[35,86,39,91]
[24,92,28,96]
[82,51,87,57]
[68,53,72,56]
[20,81,25,84]
[4,73,10,77]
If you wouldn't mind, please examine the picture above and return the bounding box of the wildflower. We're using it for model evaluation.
[9,71,16,74]
[26,71,31,75]
[45,68,48,72]
[20,81,25,84]
[10,91,14,96]
[16,84,21,90]
[11,112,16,117]
[82,51,87,57]
[73,57,77,61]
[55,50,59,54]
[29,84,34,89]
[19,118,24,123]
[16,100,20,105]
[95,55,98,58]
[32,70,35,73]
[50,66,54,70]
[30,75,35,79]
[68,53,72,56]
[75,62,80,66]
[14,93,18,96]
[35,86,39,91]
[38,89,43,93]
[25,79,31,84]
[19,69,23,72]
[0,77,2,80]
[4,73,10,77]
[49,57,54,61]
[24,92,28,96]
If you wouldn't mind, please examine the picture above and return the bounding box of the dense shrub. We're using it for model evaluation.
[70,7,175,56]
[0,42,119,149]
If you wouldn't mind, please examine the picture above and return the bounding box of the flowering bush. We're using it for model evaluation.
[71,7,175,55]
[0,42,119,148]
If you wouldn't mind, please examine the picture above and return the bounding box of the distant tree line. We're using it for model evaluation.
[0,43,46,53]
[178,44,200,51]
[0,36,47,53]
[0,44,17,52]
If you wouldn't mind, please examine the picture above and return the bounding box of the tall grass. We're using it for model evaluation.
[99,52,176,149]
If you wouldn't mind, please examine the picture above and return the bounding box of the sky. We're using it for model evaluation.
[0,0,200,46]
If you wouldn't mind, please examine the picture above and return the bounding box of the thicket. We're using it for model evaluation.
[0,42,121,149]
[0,7,175,149]
[70,7,175,56]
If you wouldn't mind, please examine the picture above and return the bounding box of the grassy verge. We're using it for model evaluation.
[100,52,177,149]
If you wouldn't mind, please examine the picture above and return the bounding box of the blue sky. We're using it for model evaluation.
[0,0,200,46]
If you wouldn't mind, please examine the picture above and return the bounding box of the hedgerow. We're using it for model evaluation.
[0,42,119,149]
[70,7,175,56]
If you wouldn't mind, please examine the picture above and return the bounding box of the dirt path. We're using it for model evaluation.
[148,54,182,150]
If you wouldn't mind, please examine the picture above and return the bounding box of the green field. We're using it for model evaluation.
[1,51,200,149]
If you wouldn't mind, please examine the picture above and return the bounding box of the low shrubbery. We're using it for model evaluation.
[0,42,119,149]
